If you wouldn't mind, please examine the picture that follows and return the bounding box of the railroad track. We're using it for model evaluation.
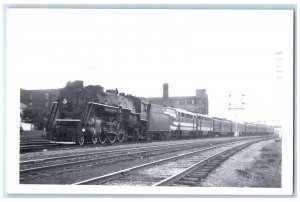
[20,139,142,153]
[20,140,52,146]
[20,139,113,153]
[153,141,258,186]
[20,140,63,153]
[20,137,252,176]
[72,137,271,186]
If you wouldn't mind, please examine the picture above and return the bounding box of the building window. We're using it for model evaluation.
[192,99,195,105]
[197,99,201,105]
[179,100,185,105]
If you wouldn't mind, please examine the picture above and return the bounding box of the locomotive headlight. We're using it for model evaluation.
[82,128,85,132]
[62,98,68,104]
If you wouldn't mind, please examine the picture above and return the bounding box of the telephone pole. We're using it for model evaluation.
[228,94,245,137]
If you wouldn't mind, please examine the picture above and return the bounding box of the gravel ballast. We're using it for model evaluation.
[201,138,282,187]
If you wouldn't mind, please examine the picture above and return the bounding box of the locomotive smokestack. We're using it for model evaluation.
[163,83,169,106]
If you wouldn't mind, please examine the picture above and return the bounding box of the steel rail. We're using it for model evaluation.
[152,140,261,186]
[20,139,199,164]
[20,137,248,167]
[71,137,268,185]
[20,136,258,165]
[20,143,62,153]
[20,138,252,175]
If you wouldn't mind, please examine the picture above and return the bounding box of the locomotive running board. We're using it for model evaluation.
[55,119,81,122]
[49,141,76,145]
[87,102,119,109]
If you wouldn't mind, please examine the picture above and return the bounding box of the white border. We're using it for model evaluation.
[2,0,297,199]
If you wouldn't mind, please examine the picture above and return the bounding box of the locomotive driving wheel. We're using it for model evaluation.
[98,132,107,144]
[78,132,85,146]
[116,122,126,143]
[91,136,98,144]
[117,133,125,142]
[108,133,116,144]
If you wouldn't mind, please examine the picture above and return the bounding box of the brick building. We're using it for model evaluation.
[20,89,60,113]
[148,84,209,115]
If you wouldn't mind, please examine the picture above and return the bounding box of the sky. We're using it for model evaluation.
[7,8,294,124]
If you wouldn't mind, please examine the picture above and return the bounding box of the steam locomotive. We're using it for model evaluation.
[46,81,274,145]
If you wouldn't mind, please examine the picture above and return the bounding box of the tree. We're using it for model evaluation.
[21,107,48,130]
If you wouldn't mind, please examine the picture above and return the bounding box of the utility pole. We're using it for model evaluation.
[228,94,245,137]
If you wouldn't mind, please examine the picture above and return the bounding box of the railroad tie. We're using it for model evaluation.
[177,180,198,186]
[209,160,221,164]
[182,176,200,181]
[204,163,218,167]
[189,173,208,179]
[199,166,215,170]
[217,156,228,160]
[171,183,190,187]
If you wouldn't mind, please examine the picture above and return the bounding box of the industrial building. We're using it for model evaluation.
[20,89,60,113]
[147,84,209,115]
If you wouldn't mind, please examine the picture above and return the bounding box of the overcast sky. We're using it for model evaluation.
[7,8,293,124]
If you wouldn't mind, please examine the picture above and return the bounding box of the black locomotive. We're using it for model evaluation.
[46,81,274,145]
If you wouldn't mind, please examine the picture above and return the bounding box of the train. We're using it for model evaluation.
[46,80,274,145]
